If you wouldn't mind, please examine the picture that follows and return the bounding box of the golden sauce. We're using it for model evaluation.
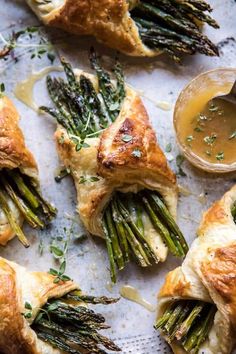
[14,66,63,111]
[177,85,236,165]
[120,285,156,312]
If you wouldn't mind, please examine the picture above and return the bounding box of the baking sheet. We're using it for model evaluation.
[0,0,236,352]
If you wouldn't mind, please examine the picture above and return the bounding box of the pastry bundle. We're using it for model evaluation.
[0,95,56,247]
[0,257,120,353]
[156,186,236,353]
[26,0,219,61]
[40,51,188,282]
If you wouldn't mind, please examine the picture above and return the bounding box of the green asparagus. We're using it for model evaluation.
[155,300,216,353]
[41,53,188,282]
[131,0,219,61]
[0,168,56,246]
[32,290,121,353]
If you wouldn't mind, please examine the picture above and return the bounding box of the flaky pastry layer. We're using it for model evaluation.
[0,257,77,354]
[0,97,39,245]
[157,185,236,354]
[55,69,177,262]
[26,0,159,57]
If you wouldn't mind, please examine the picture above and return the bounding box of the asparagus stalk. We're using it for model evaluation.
[131,0,219,61]
[176,301,205,340]
[102,217,117,283]
[0,174,45,228]
[155,300,216,353]
[64,291,119,305]
[111,198,130,263]
[139,193,179,256]
[36,331,81,354]
[33,293,121,353]
[143,191,189,255]
[105,207,125,271]
[0,187,29,247]
[183,305,216,353]
[7,170,40,210]
[117,197,159,263]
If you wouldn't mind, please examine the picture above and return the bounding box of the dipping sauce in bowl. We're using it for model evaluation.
[174,68,236,173]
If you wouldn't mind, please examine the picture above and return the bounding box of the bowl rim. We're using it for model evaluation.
[173,67,236,174]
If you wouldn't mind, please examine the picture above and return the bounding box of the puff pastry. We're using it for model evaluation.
[41,55,188,282]
[0,256,120,354]
[0,95,56,247]
[26,0,218,61]
[156,185,236,354]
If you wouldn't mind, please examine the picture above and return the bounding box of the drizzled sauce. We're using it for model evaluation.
[120,285,156,312]
[14,66,62,111]
[177,83,236,166]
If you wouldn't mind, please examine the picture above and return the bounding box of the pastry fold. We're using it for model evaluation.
[26,0,154,57]
[0,96,39,245]
[55,70,177,261]
[0,256,77,354]
[157,185,236,354]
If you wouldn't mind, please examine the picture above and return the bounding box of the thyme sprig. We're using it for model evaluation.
[0,27,55,62]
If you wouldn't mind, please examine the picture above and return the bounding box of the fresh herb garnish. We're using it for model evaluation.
[49,261,71,284]
[204,133,217,146]
[229,131,236,140]
[176,154,186,177]
[0,27,55,62]
[23,301,33,319]
[186,135,194,144]
[121,134,133,143]
[208,103,219,112]
[194,126,204,132]
[132,149,142,158]
[79,175,100,184]
[0,83,5,98]
[216,151,224,161]
[165,143,172,153]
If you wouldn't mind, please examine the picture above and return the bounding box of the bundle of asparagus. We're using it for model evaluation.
[156,185,236,353]
[41,51,188,282]
[0,95,56,247]
[26,0,219,60]
[0,257,120,354]
[131,0,219,62]
[155,300,216,353]
[32,290,120,353]
[0,169,56,247]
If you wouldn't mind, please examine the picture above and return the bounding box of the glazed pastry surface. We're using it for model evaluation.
[157,185,236,354]
[0,257,77,354]
[0,96,38,245]
[55,69,177,262]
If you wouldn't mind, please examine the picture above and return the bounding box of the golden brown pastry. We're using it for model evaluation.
[41,54,188,282]
[25,0,219,61]
[0,256,120,354]
[156,185,236,354]
[0,95,56,247]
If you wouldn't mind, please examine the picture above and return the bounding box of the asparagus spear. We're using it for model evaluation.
[0,174,45,228]
[102,217,117,283]
[33,294,121,353]
[142,191,189,255]
[64,291,119,305]
[183,305,216,353]
[105,207,125,270]
[117,196,159,263]
[139,193,179,256]
[0,187,29,247]
[176,301,205,340]
[7,170,40,210]
[155,300,216,353]
[131,0,219,60]
[111,198,130,263]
